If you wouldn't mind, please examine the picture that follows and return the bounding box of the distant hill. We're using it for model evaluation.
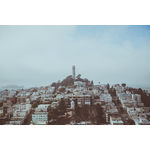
[2,85,24,88]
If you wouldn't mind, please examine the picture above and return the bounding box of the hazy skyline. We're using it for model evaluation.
[0,25,150,88]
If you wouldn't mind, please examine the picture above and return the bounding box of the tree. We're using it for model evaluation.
[95,104,105,124]
[91,80,94,85]
[51,82,56,87]
[109,87,116,97]
[107,83,110,90]
[58,98,66,111]
[121,83,126,87]
[49,108,59,120]
[60,75,74,87]
[84,78,89,86]
[67,90,71,94]
[112,88,116,96]
[32,102,37,108]
[133,88,150,107]
[120,107,124,113]
[82,106,89,120]
[76,74,81,79]
[59,87,65,93]
[75,98,80,115]
[94,95,99,99]
[128,118,135,125]
[16,91,19,95]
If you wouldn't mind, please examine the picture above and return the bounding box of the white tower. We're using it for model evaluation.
[72,65,75,79]
[71,100,75,109]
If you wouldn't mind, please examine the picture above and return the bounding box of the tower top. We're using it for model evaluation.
[72,66,75,79]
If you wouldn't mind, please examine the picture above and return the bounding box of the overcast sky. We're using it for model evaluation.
[0,25,150,88]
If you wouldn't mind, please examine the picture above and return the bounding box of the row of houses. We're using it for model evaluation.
[115,85,150,125]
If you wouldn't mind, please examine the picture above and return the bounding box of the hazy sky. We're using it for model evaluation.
[0,25,150,88]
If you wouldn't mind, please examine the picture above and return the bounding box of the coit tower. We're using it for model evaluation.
[72,65,75,80]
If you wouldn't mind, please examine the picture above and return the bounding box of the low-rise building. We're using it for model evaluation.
[100,94,112,103]
[132,94,141,103]
[110,116,124,125]
[13,110,28,118]
[0,107,4,117]
[134,117,150,125]
[32,112,48,124]
[9,117,25,125]
[35,104,50,112]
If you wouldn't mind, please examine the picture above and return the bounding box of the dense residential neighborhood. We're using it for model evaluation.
[0,67,150,125]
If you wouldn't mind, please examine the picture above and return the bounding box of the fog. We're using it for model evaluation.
[0,25,150,88]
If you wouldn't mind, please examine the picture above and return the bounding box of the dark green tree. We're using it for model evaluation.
[128,118,135,125]
[95,104,105,124]
[76,74,81,79]
[82,106,89,120]
[107,83,110,90]
[58,98,66,111]
[59,87,65,93]
[75,98,80,115]
[121,83,126,87]
[51,82,57,87]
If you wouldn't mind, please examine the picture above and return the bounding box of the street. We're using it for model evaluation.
[113,97,129,125]
[23,109,35,125]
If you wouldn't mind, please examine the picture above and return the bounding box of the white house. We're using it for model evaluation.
[118,93,131,100]
[134,117,150,125]
[18,103,32,114]
[71,100,75,109]
[51,102,59,108]
[9,117,25,125]
[30,95,39,101]
[32,112,48,124]
[74,80,86,87]
[92,89,99,96]
[132,94,141,103]
[55,94,64,101]
[13,110,28,117]
[35,104,50,112]
[100,94,112,103]
[110,116,124,125]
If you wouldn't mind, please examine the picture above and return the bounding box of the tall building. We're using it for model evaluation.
[72,65,75,79]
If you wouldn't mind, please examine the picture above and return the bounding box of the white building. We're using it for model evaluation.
[71,100,75,109]
[100,94,112,103]
[92,89,99,96]
[13,110,28,117]
[118,93,131,100]
[134,117,150,125]
[47,87,55,94]
[35,104,50,112]
[30,95,39,101]
[55,94,64,101]
[9,117,25,125]
[110,116,124,125]
[74,80,86,87]
[18,103,31,111]
[51,102,59,108]
[132,94,141,103]
[32,112,48,124]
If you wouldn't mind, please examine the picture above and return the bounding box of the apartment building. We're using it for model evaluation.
[32,112,48,124]
[110,116,124,125]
